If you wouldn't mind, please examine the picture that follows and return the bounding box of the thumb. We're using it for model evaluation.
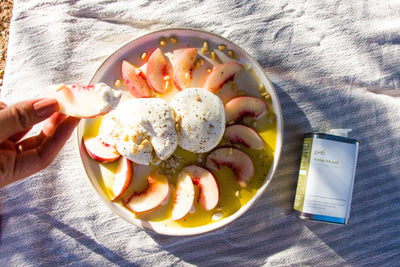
[0,98,59,143]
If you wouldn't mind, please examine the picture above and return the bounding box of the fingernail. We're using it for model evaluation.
[33,98,59,118]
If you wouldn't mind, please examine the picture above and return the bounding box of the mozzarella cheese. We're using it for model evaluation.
[170,88,225,153]
[99,98,178,165]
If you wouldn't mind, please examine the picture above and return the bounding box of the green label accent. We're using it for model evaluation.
[294,137,313,211]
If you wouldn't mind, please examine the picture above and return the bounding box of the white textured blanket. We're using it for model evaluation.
[1,0,399,266]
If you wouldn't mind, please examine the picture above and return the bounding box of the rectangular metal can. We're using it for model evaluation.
[293,132,360,225]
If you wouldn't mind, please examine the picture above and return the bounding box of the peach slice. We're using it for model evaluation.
[124,171,169,213]
[47,83,121,118]
[121,60,153,98]
[224,124,264,150]
[172,169,195,221]
[184,165,219,211]
[203,62,243,93]
[205,147,254,187]
[83,136,121,163]
[225,96,268,123]
[146,48,173,94]
[172,165,220,221]
[174,48,198,90]
[101,158,133,201]
[111,158,134,201]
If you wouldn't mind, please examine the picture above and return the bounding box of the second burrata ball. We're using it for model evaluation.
[170,88,225,153]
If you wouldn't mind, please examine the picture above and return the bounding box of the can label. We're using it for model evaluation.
[294,133,359,225]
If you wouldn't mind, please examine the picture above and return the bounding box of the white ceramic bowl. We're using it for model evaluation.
[77,28,283,236]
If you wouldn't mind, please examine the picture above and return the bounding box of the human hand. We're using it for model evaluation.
[0,98,80,188]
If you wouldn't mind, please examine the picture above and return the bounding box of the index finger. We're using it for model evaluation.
[0,98,59,143]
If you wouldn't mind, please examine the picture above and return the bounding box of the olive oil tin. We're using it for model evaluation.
[293,132,359,225]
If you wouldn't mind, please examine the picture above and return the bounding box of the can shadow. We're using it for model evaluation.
[147,77,400,265]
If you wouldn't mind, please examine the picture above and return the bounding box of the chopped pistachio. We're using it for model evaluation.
[159,37,167,47]
[114,79,122,87]
[218,44,227,51]
[169,36,178,44]
[141,52,148,61]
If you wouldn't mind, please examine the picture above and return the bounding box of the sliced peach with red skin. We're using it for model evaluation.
[83,136,121,163]
[172,169,195,221]
[224,124,264,150]
[47,83,121,118]
[203,62,243,93]
[111,158,134,201]
[172,165,219,221]
[205,147,254,187]
[146,48,173,94]
[225,96,268,123]
[184,165,219,211]
[101,158,133,201]
[121,60,152,98]
[174,48,198,90]
[124,171,169,213]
